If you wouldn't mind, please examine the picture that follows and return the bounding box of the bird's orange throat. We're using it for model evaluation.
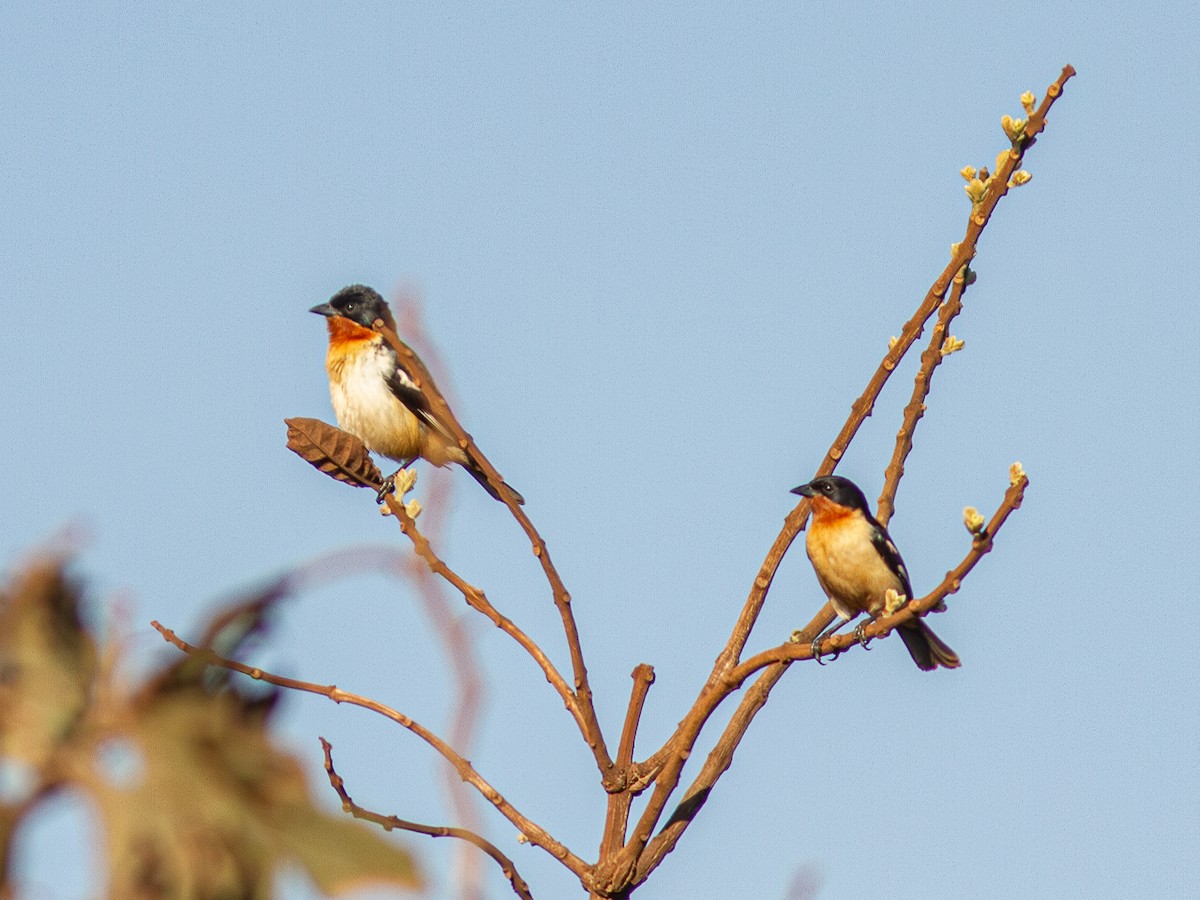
[808,495,855,525]
[326,315,378,343]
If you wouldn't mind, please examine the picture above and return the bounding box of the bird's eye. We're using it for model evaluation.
[822,482,834,493]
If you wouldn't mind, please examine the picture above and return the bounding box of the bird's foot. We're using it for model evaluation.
[377,460,418,504]
[811,636,841,665]
[376,476,396,504]
[811,637,827,664]
[853,621,871,650]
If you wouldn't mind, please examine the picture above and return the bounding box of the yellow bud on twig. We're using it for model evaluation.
[1008,170,1032,188]
[888,336,899,350]
[960,166,977,182]
[964,180,987,203]
[963,506,986,535]
[1001,115,1027,142]
[884,588,907,616]
[940,336,965,356]
[1010,461,1026,486]
[1020,91,1036,114]
[394,468,418,495]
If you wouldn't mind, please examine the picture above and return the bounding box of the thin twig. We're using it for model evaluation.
[379,491,590,739]
[592,665,655,898]
[617,67,1074,889]
[372,321,613,774]
[394,296,497,900]
[149,621,590,880]
[320,738,534,900]
[714,63,1074,672]
[877,265,971,526]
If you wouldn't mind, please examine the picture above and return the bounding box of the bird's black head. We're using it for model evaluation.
[790,475,870,511]
[309,285,390,329]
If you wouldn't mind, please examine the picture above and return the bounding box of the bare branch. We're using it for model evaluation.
[149,621,590,880]
[714,63,1074,670]
[378,491,591,741]
[592,665,655,897]
[320,738,534,900]
[615,67,1074,888]
[876,265,971,527]
[382,318,492,900]
[372,320,614,774]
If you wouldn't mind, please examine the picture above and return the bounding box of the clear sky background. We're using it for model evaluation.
[3,3,1197,899]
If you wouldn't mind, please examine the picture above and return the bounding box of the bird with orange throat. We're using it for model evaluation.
[791,475,958,670]
[311,284,523,505]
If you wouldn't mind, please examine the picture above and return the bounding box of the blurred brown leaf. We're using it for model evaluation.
[92,686,422,898]
[0,559,96,768]
[0,554,422,898]
[285,418,383,490]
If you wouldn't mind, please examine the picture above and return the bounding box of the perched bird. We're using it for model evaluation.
[310,284,523,504]
[791,475,959,670]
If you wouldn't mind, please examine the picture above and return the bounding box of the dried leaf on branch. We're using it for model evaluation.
[285,417,383,489]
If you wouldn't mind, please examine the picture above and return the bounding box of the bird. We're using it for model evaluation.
[310,284,523,504]
[790,475,959,670]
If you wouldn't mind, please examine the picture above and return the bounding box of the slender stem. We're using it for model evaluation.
[593,665,656,897]
[381,492,590,739]
[877,266,970,526]
[622,65,1074,887]
[373,322,613,774]
[150,621,590,880]
[320,739,534,900]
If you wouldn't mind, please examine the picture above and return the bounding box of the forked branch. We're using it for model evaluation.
[372,321,613,774]
[149,621,590,881]
[258,64,1075,900]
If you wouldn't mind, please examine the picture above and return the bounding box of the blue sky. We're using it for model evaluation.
[3,3,1197,899]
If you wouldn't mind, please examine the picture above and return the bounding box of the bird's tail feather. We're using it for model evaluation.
[464,460,525,505]
[897,620,961,671]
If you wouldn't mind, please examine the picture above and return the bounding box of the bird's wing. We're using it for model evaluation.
[384,356,452,437]
[868,522,914,600]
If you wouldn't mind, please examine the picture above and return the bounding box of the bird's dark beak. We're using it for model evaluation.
[791,482,816,498]
[309,303,336,317]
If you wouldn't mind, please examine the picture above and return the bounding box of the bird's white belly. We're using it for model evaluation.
[329,347,421,461]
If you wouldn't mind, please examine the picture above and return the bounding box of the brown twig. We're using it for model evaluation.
[378,491,591,739]
[592,665,655,898]
[238,536,494,898]
[876,266,971,526]
[320,738,533,900]
[252,68,1073,898]
[149,621,590,881]
[372,321,613,775]
[609,67,1073,890]
[395,295,492,900]
[713,63,1074,673]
